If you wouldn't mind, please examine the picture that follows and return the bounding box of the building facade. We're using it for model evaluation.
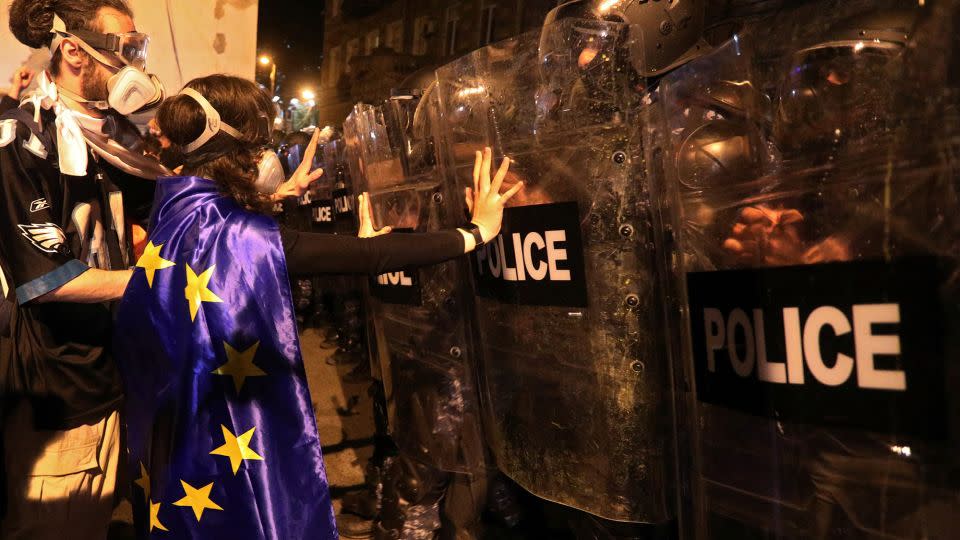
[317,0,561,126]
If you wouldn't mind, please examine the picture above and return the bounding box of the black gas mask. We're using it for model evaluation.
[674,78,764,192]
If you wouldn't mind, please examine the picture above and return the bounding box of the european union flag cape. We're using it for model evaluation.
[114,176,338,539]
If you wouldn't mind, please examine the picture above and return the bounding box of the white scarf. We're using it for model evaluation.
[33,71,89,176]
[29,71,170,180]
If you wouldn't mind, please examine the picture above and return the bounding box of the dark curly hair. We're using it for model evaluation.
[157,75,275,213]
[9,0,133,76]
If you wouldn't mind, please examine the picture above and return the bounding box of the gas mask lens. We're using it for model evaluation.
[115,32,150,70]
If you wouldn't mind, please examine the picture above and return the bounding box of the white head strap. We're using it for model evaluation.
[179,87,243,153]
[49,14,121,70]
[48,14,68,53]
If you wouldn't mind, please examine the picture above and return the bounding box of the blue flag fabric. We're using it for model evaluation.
[114,176,338,539]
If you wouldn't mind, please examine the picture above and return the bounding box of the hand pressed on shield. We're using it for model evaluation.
[273,127,325,201]
[722,205,806,267]
[358,192,393,238]
[464,147,524,243]
[803,236,851,264]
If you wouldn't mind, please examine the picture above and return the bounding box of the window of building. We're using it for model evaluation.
[480,4,497,46]
[326,46,341,86]
[364,30,381,55]
[385,20,404,52]
[345,38,359,73]
[413,16,436,56]
[445,5,461,56]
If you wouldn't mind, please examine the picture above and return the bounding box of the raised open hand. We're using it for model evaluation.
[358,192,393,238]
[273,128,325,201]
[464,147,524,243]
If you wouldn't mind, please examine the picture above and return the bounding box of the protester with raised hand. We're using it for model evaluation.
[1,66,34,111]
[111,73,520,538]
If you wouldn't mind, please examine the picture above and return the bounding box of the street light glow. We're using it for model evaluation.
[301,89,316,101]
[259,55,272,66]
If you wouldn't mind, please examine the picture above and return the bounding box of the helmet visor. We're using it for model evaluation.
[778,42,900,145]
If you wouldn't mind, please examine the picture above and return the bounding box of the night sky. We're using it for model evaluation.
[256,0,326,98]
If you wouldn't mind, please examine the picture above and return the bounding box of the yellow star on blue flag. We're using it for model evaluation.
[134,461,151,501]
[212,341,266,393]
[150,499,168,532]
[114,176,337,538]
[136,241,176,288]
[211,424,264,474]
[184,264,223,321]
[173,480,224,522]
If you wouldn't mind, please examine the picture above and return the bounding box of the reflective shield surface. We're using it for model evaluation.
[653,3,960,537]
[344,95,487,475]
[434,20,680,523]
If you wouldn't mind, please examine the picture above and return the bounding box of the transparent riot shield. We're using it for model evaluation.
[652,3,960,538]
[315,134,369,364]
[308,130,338,236]
[300,133,339,330]
[343,96,487,476]
[434,20,681,524]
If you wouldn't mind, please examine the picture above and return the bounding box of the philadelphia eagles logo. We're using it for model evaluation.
[18,223,66,254]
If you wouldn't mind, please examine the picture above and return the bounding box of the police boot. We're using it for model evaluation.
[438,472,488,540]
[486,474,525,529]
[374,457,406,540]
[337,513,374,539]
[293,278,314,316]
[376,455,448,539]
[342,456,389,520]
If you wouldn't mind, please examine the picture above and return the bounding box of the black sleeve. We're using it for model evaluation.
[281,228,465,276]
[101,115,157,223]
[0,96,19,115]
[104,163,156,224]
[0,118,87,305]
